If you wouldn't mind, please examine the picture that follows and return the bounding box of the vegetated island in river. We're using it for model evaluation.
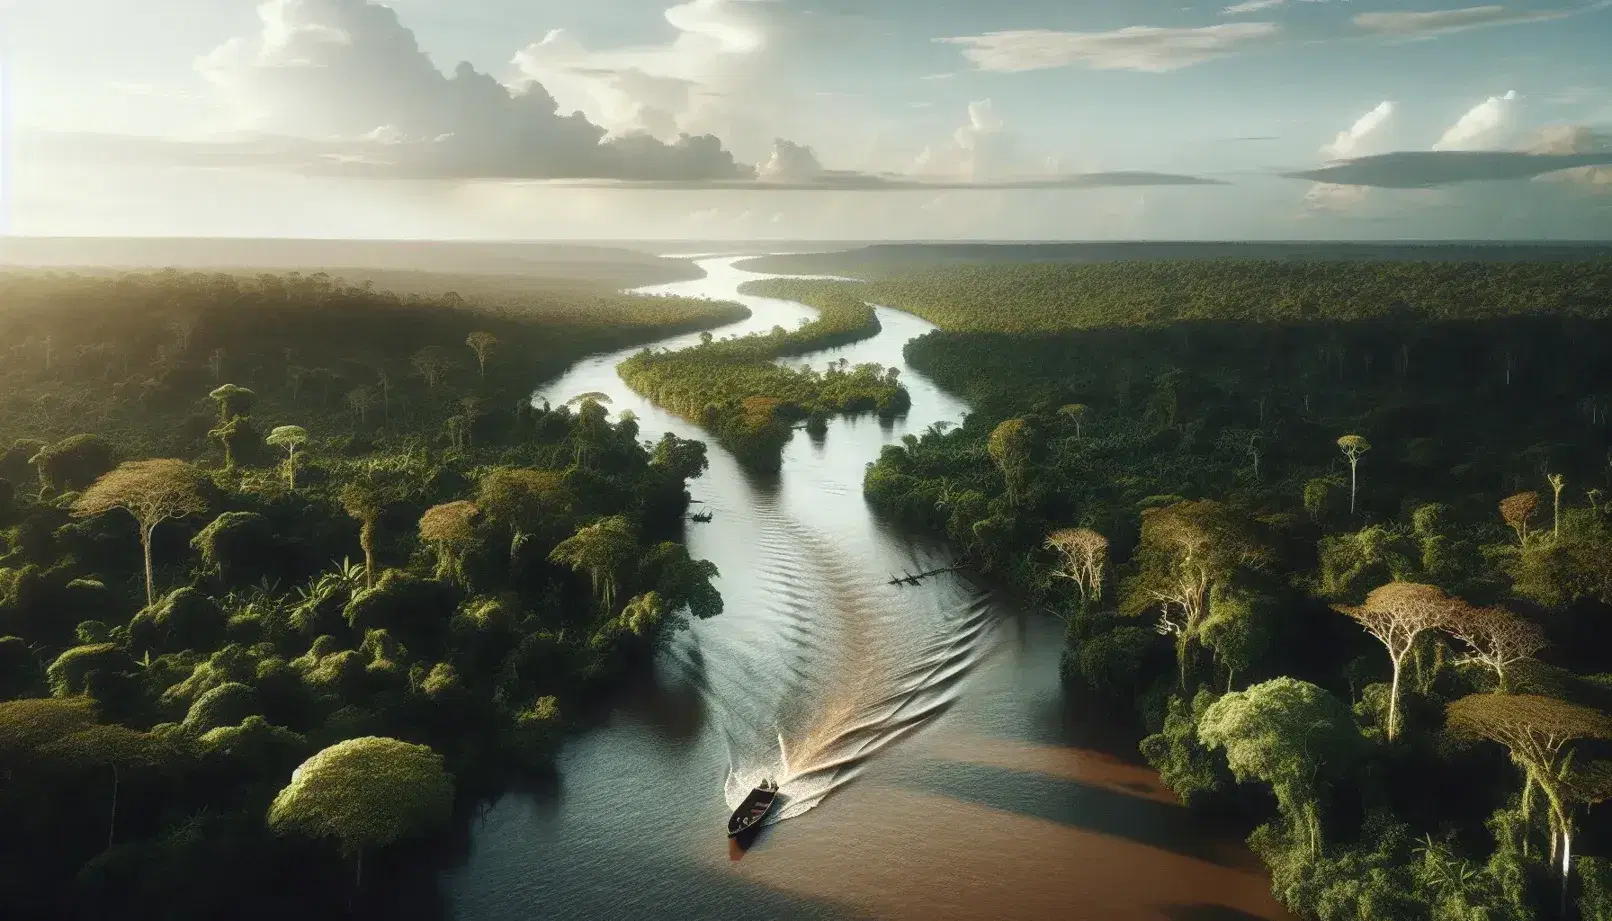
[0,265,740,919]
[616,277,910,471]
[751,247,1612,921]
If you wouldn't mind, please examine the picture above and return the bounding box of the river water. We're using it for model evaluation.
[443,257,1292,921]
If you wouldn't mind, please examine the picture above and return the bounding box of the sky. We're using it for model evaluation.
[3,0,1612,240]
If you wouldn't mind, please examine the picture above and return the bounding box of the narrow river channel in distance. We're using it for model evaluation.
[442,256,1294,921]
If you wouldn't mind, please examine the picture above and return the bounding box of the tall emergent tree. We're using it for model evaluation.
[550,515,639,614]
[1058,403,1088,439]
[465,331,498,378]
[1500,491,1541,545]
[1127,500,1272,689]
[1334,582,1456,740]
[650,433,709,481]
[987,418,1033,506]
[345,387,376,429]
[1337,434,1370,515]
[73,459,209,606]
[208,384,255,422]
[1447,694,1612,912]
[476,467,568,571]
[340,481,387,589]
[1045,528,1108,602]
[266,425,308,491]
[1443,605,1547,692]
[208,417,249,472]
[418,501,478,584]
[1559,760,1612,914]
[1548,472,1567,539]
[1199,677,1363,857]
[267,736,454,890]
[374,368,393,424]
[411,347,454,391]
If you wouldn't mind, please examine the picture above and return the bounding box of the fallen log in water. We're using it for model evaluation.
[886,565,963,586]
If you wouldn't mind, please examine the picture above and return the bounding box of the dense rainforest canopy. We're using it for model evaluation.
[0,268,739,919]
[741,254,1612,332]
[13,247,1612,921]
[746,251,1612,921]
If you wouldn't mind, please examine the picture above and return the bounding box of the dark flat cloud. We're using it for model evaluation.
[20,129,738,182]
[1283,150,1612,188]
[23,130,1221,192]
[514,170,1226,190]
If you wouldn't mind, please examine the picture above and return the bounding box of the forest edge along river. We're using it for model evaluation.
[442,256,1295,921]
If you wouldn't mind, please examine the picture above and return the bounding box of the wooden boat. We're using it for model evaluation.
[690,511,714,523]
[727,779,779,837]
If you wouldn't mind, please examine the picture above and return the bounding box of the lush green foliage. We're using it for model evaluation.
[618,281,908,469]
[733,278,882,355]
[0,268,731,917]
[1138,688,1230,808]
[267,736,454,874]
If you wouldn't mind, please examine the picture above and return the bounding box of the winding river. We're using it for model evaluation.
[443,257,1293,921]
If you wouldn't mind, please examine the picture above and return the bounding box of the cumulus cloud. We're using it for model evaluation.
[937,99,1019,179]
[961,99,1005,137]
[755,138,825,182]
[1527,125,1612,191]
[1324,101,1396,160]
[513,30,703,142]
[186,0,746,181]
[1433,91,1518,150]
[507,0,855,158]
[1529,125,1610,155]
[937,23,1282,74]
[1352,3,1609,39]
[1309,101,1397,210]
[910,99,1073,184]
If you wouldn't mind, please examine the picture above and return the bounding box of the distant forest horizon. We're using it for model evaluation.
[4,237,1612,276]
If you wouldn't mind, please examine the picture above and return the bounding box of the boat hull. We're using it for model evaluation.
[727,788,779,837]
